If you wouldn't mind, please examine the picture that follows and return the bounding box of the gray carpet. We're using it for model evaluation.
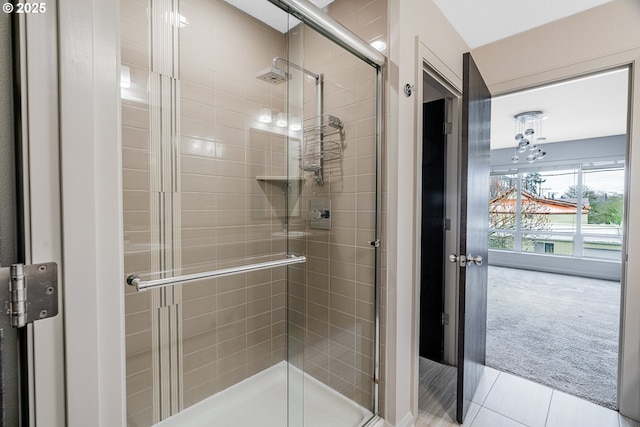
[486,266,620,409]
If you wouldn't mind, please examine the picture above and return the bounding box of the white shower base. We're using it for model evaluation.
[155,361,374,427]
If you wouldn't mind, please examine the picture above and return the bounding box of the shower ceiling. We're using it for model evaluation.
[223,0,334,33]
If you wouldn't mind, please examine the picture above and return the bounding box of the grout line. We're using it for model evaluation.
[544,389,555,427]
[478,407,528,427]
[466,402,481,426]
[478,369,500,406]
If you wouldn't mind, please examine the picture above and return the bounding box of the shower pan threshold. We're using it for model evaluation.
[155,361,373,427]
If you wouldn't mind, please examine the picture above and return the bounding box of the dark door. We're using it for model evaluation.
[456,53,491,423]
[419,99,447,361]
[0,11,26,425]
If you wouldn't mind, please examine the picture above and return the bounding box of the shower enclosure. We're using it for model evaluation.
[120,0,385,425]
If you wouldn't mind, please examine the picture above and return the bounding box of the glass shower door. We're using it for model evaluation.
[284,19,381,427]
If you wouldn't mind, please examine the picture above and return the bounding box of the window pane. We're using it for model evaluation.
[489,174,518,230]
[489,232,514,250]
[582,167,624,260]
[523,169,579,233]
[522,234,574,256]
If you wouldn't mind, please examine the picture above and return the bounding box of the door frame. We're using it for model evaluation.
[411,41,640,423]
[15,6,65,425]
[23,0,128,425]
[57,0,127,424]
[411,42,463,418]
[16,0,126,424]
[486,56,640,419]
[417,69,461,366]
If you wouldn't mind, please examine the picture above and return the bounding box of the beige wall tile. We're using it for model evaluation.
[126,350,152,378]
[182,330,216,355]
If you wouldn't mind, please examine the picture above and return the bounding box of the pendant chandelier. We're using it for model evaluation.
[511,111,547,163]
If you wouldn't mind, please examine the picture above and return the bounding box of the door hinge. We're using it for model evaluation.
[368,239,381,248]
[441,313,449,326]
[443,122,452,135]
[2,263,58,329]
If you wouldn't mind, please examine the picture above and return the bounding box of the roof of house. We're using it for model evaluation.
[490,188,591,214]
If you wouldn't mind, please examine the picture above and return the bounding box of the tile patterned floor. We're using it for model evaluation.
[416,358,640,427]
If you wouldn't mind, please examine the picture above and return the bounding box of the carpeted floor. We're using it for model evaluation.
[486,266,620,409]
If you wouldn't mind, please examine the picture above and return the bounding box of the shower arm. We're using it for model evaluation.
[272,57,326,184]
[272,57,320,80]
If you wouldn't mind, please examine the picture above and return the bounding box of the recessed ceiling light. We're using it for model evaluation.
[370,40,387,52]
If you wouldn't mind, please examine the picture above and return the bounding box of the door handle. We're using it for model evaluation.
[449,254,467,267]
[467,254,483,266]
[449,253,482,267]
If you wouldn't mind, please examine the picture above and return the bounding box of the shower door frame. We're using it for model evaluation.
[271,1,386,417]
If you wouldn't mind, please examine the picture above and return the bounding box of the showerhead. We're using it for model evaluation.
[256,66,290,84]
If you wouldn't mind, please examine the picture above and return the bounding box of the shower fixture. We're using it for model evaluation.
[256,64,290,84]
[255,57,319,84]
[257,57,343,185]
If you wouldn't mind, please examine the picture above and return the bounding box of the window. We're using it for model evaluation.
[489,165,624,260]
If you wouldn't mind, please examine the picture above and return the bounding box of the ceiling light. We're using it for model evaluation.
[276,112,288,127]
[512,111,548,164]
[259,107,272,123]
[370,40,387,52]
[289,117,302,131]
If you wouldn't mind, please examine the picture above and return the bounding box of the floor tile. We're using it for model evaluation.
[469,407,526,427]
[462,403,482,427]
[471,366,500,405]
[482,371,552,427]
[420,358,450,385]
[620,414,640,427]
[432,364,457,395]
[417,384,456,425]
[546,391,619,427]
[415,400,480,427]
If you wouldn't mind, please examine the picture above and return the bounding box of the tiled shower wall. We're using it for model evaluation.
[122,0,387,425]
[122,0,290,424]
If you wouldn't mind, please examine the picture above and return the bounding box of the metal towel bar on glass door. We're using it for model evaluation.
[126,255,306,292]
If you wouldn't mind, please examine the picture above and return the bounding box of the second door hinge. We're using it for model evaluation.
[443,122,452,135]
[3,262,58,329]
[441,313,449,326]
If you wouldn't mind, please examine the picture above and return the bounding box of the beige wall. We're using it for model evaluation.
[386,0,469,425]
[386,0,640,424]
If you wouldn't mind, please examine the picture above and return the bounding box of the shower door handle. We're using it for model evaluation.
[127,255,307,291]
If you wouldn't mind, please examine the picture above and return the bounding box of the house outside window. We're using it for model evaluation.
[489,166,624,261]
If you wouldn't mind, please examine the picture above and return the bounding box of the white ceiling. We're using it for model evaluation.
[432,0,614,49]
[491,68,629,150]
[223,0,334,33]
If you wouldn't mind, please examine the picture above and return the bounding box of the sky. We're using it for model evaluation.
[538,168,624,199]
